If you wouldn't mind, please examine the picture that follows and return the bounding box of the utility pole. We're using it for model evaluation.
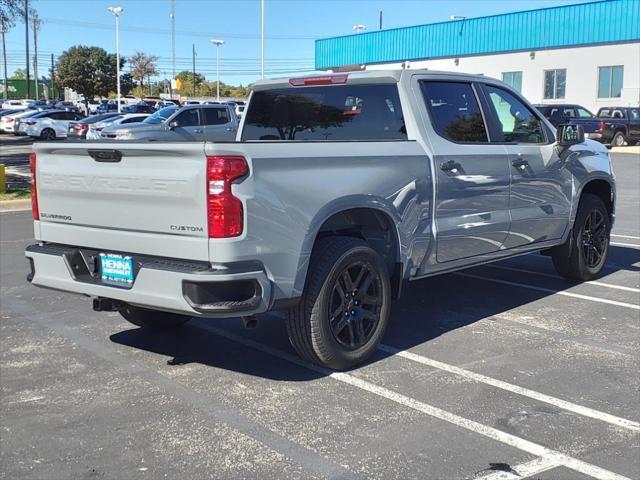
[24,0,30,98]
[33,14,40,99]
[379,11,383,30]
[260,0,264,79]
[171,0,176,95]
[50,53,55,99]
[1,23,7,100]
[192,43,196,97]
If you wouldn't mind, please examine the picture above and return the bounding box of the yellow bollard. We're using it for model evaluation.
[0,164,5,194]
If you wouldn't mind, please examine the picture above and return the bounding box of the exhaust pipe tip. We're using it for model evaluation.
[241,316,258,329]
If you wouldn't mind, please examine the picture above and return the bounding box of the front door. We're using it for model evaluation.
[419,80,511,263]
[169,108,205,141]
[202,107,237,141]
[481,83,572,248]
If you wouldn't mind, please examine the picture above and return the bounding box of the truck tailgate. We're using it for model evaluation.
[33,142,210,261]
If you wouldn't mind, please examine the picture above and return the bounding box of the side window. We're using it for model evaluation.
[172,109,200,127]
[576,108,593,118]
[484,85,545,144]
[203,108,231,126]
[629,109,639,120]
[420,81,488,143]
[612,110,625,119]
[122,117,142,124]
[563,108,576,117]
[49,112,66,120]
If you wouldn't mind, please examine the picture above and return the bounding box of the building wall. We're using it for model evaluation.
[364,43,640,113]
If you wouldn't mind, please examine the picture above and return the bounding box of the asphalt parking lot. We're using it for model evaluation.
[1,152,639,480]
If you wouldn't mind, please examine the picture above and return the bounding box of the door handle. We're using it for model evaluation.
[440,160,461,172]
[226,127,235,131]
[511,158,529,168]
[193,129,203,134]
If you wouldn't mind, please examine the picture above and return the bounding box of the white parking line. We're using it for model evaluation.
[610,241,640,249]
[484,264,640,293]
[198,323,632,480]
[474,457,561,480]
[611,234,640,240]
[454,272,640,311]
[377,344,640,432]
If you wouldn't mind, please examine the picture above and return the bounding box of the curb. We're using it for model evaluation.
[0,199,31,212]
[610,146,640,154]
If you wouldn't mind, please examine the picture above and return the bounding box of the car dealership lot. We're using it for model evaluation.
[1,153,638,480]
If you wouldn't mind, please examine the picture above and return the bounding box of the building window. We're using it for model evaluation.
[598,66,624,98]
[502,71,522,92]
[544,69,566,99]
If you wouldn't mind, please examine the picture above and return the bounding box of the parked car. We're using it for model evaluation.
[23,110,84,140]
[16,110,62,135]
[0,109,36,133]
[96,99,128,114]
[1,100,28,110]
[98,114,151,139]
[595,107,640,146]
[25,70,615,370]
[534,104,595,127]
[54,101,81,113]
[67,113,123,140]
[154,100,177,109]
[104,104,238,141]
[26,100,53,111]
[85,115,127,140]
[122,103,156,114]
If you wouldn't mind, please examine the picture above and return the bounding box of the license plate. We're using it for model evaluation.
[100,253,134,285]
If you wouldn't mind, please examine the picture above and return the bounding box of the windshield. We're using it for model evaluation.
[143,106,178,124]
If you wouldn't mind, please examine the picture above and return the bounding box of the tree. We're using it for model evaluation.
[11,68,25,79]
[1,0,27,29]
[175,70,205,96]
[56,45,125,99]
[129,51,158,94]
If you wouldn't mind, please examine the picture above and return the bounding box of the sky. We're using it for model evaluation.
[3,0,588,86]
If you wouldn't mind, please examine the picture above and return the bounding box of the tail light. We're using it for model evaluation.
[289,74,349,86]
[29,152,39,220]
[597,121,605,132]
[6,117,14,123]
[206,156,248,238]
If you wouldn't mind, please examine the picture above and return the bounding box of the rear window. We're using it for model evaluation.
[242,84,407,141]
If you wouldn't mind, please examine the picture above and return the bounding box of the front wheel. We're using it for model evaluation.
[118,304,191,330]
[552,194,610,281]
[286,237,391,370]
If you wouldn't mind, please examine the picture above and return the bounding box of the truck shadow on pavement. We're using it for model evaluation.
[110,246,639,380]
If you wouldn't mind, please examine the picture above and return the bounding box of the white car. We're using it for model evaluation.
[98,114,151,139]
[23,110,84,140]
[86,114,147,140]
[1,100,28,111]
[0,109,36,133]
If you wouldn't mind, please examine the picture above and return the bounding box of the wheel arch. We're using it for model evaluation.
[293,197,404,300]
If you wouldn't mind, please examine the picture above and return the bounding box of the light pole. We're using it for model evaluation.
[108,6,124,112]
[211,39,224,102]
[1,23,7,101]
[260,0,264,80]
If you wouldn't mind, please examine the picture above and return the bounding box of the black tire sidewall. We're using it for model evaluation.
[41,129,55,140]
[612,132,625,147]
[573,195,610,277]
[309,242,391,369]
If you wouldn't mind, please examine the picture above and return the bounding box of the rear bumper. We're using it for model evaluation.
[585,132,603,140]
[25,243,272,318]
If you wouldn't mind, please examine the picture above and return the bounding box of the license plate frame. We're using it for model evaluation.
[99,253,135,286]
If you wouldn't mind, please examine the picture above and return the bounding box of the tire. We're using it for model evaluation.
[118,303,191,330]
[286,237,391,370]
[552,194,610,281]
[40,128,56,141]
[611,131,626,147]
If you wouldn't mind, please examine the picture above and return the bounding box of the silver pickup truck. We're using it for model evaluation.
[25,70,615,369]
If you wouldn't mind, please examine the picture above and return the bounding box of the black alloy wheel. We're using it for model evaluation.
[329,261,383,350]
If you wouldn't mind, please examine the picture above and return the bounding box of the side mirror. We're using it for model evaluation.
[168,121,179,131]
[557,124,585,147]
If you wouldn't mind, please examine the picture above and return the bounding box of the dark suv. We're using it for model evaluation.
[534,104,594,127]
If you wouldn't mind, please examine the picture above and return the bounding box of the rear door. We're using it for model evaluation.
[418,80,511,263]
[480,83,572,247]
[202,107,237,141]
[34,142,210,260]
